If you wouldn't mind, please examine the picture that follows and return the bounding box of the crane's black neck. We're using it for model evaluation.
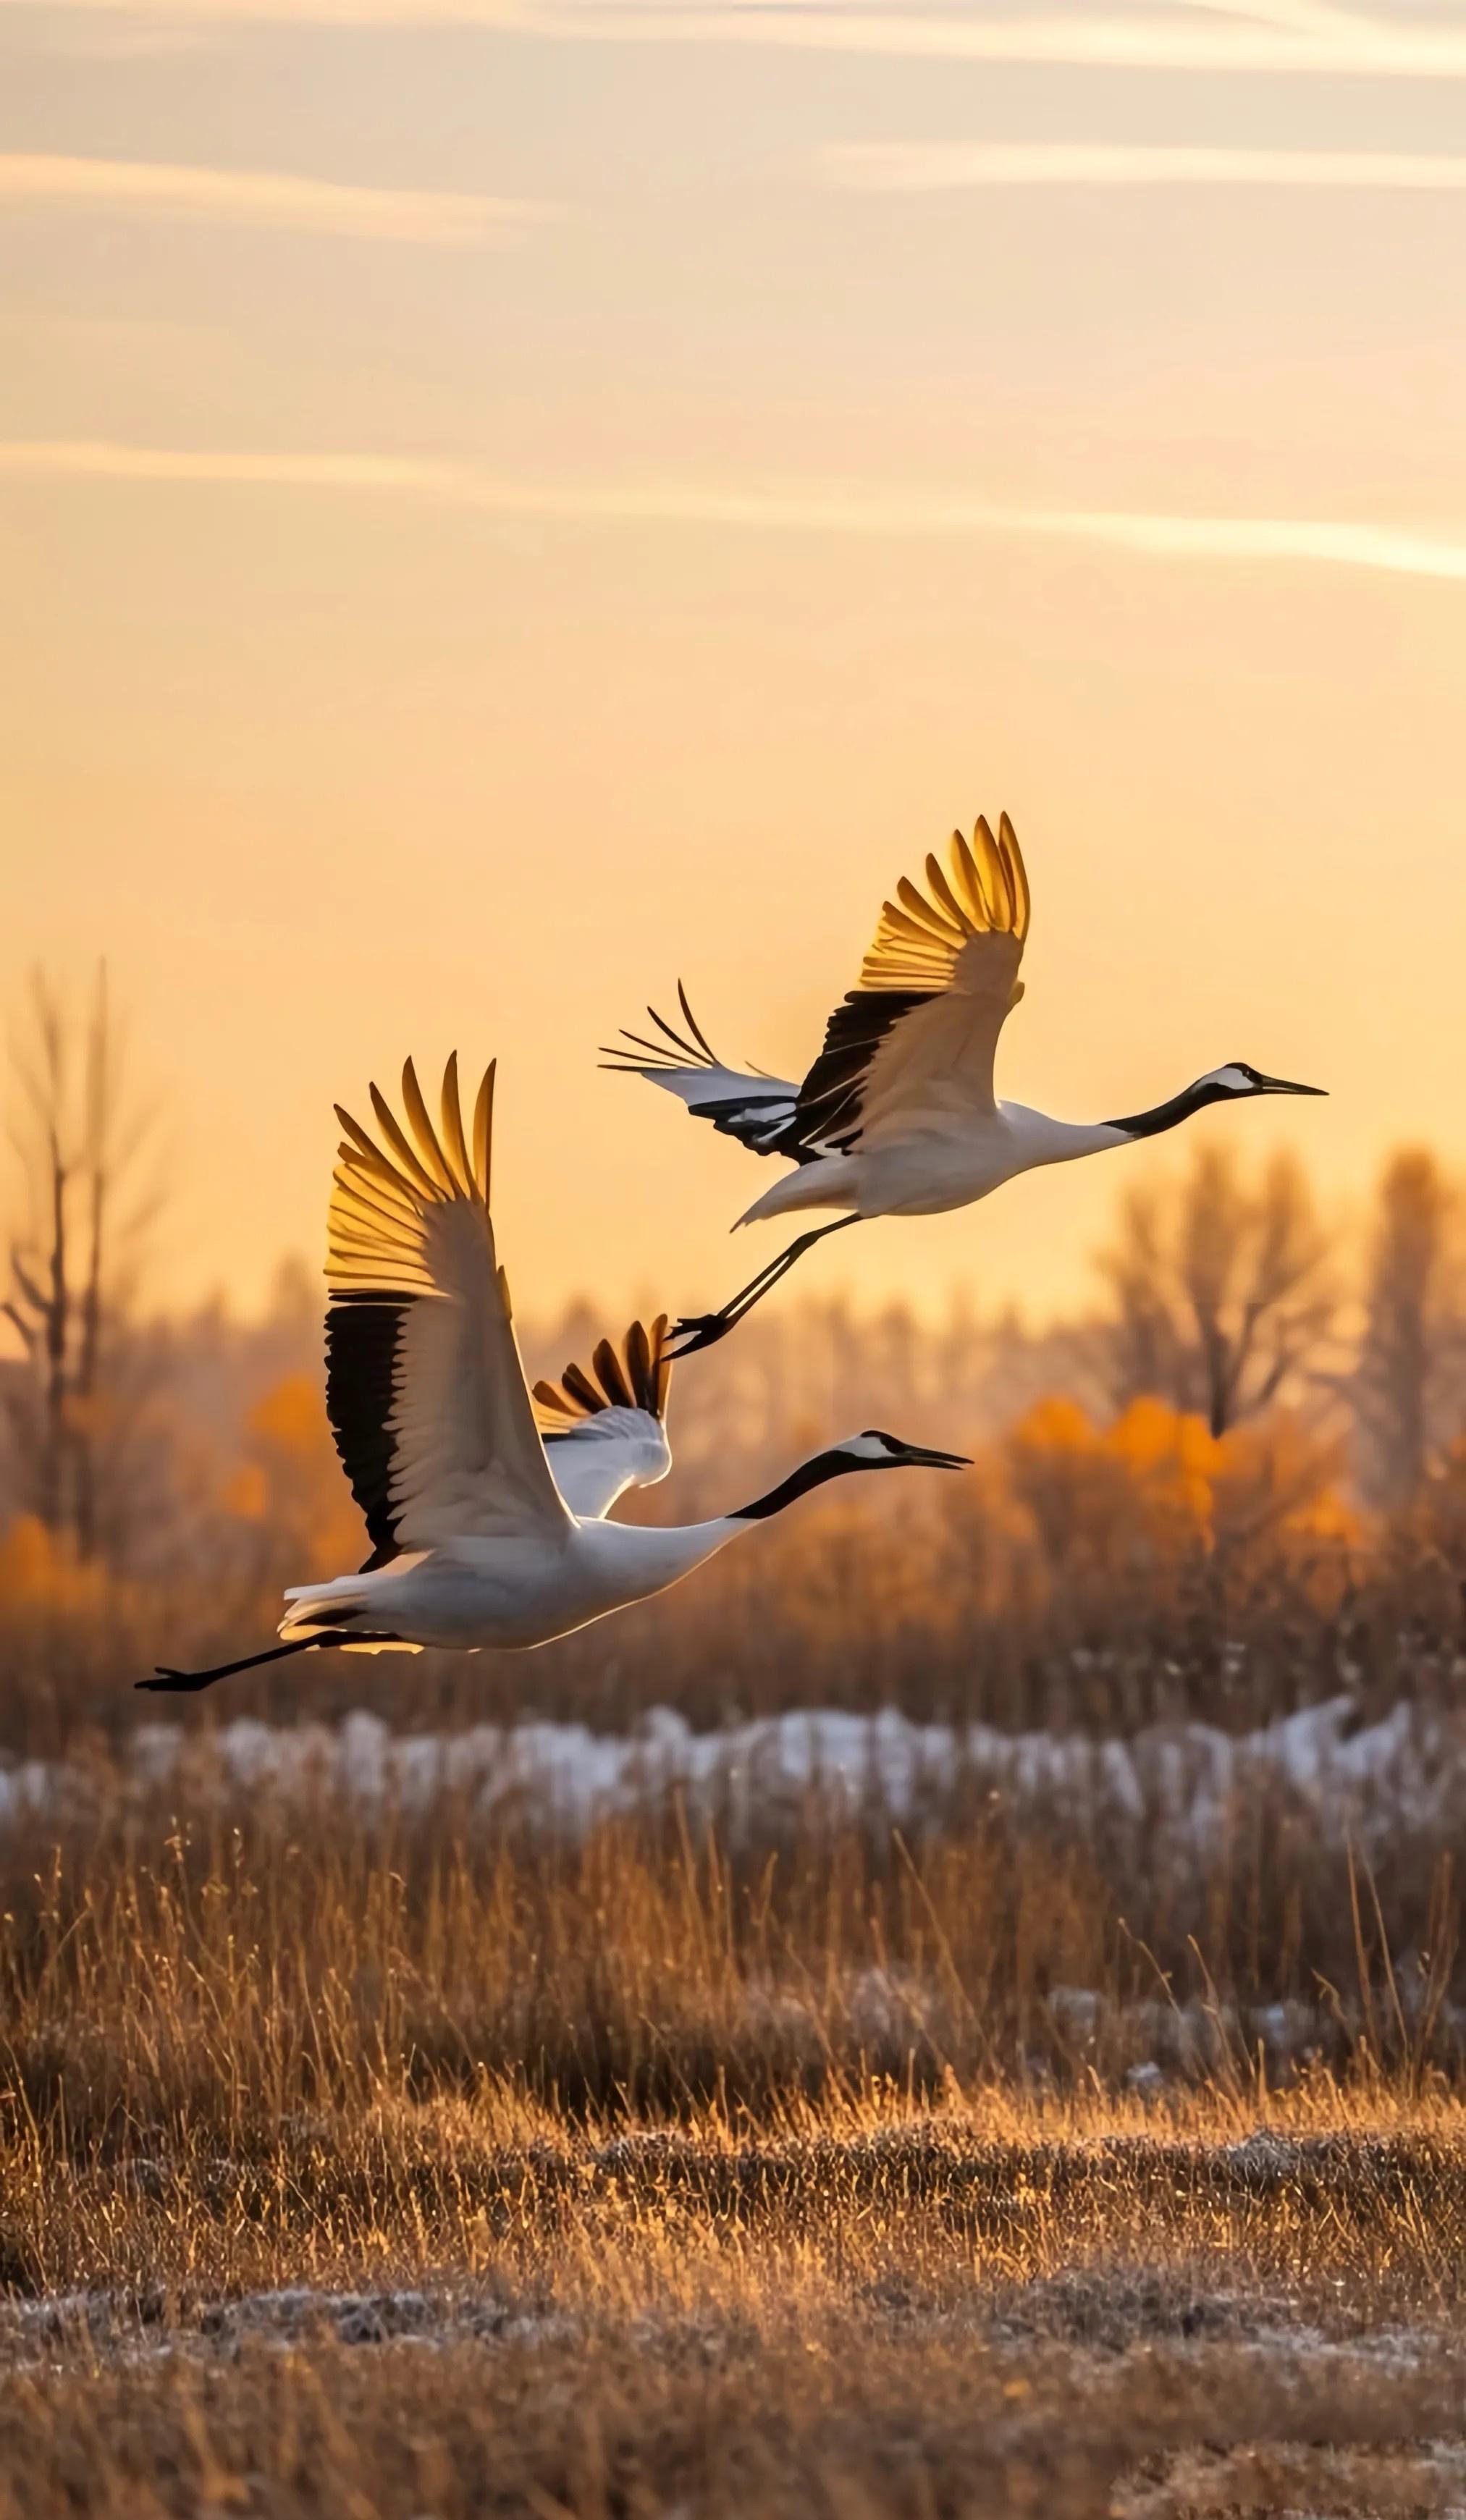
[1103,1077,1236,1142]
[730,1450,867,1522]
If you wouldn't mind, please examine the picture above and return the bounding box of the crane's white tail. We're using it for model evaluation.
[736,1158,862,1229]
[279,1579,423,1656]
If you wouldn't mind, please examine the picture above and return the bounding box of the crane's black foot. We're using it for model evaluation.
[667,1312,735,1358]
[134,1634,334,1692]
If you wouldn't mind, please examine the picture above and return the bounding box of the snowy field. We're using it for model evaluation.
[3,1691,1457,1860]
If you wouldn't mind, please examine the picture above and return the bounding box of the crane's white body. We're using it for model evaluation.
[738,1108,1128,1227]
[282,1512,739,1655]
[281,1344,707,1655]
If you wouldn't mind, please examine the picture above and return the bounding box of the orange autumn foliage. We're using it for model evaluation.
[235,1372,363,1577]
[1006,1393,1357,1589]
[0,1514,116,1612]
[1212,1413,1362,1551]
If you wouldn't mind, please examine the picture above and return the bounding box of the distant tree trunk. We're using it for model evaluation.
[2,964,161,1561]
[2,981,75,1535]
[72,969,111,1559]
[42,1117,69,1533]
[1354,1148,1462,1507]
[1099,1144,1335,1437]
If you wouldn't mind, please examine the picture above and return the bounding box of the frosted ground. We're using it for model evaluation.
[9,2127,1466,2519]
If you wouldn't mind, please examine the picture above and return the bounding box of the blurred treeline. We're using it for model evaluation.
[4,966,1466,1749]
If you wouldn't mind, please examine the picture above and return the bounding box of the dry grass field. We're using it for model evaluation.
[7,2103,1466,2520]
[0,1765,1465,2516]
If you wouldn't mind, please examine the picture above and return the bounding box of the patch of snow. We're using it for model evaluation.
[1048,1987,1102,2043]
[7,1694,1466,1868]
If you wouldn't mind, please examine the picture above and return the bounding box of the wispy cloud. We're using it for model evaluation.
[16,0,1466,77]
[0,155,551,243]
[824,140,1466,193]
[556,2,1466,77]
[4,437,1466,586]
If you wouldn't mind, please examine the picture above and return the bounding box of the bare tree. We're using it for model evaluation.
[1352,1147,1465,1506]
[1099,1143,1335,1438]
[2,966,163,1558]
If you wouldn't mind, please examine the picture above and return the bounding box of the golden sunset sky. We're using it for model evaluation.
[2,0,1463,1326]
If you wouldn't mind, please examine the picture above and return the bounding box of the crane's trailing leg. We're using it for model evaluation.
[668,1215,863,1356]
[138,1628,382,1693]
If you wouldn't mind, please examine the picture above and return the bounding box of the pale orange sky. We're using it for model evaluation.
[1,0,1464,1326]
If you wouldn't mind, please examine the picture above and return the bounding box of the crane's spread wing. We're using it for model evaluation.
[601,984,806,1163]
[325,1054,569,1568]
[532,1316,673,1519]
[782,814,1031,1159]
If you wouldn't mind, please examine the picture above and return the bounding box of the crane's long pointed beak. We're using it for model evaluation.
[1260,1076,1327,1096]
[906,1445,972,1470]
